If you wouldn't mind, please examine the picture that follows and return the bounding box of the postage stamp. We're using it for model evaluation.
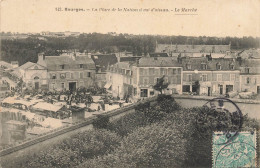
[213,131,257,168]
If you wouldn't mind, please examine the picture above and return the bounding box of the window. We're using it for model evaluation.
[177,68,181,74]
[154,69,159,75]
[60,64,65,69]
[134,88,137,96]
[230,74,235,81]
[183,85,190,92]
[61,83,65,89]
[87,72,91,77]
[144,69,148,75]
[187,74,192,82]
[150,91,154,96]
[140,89,148,97]
[34,76,39,80]
[123,69,126,74]
[245,67,250,74]
[51,83,55,89]
[126,70,130,75]
[172,69,177,74]
[51,74,56,79]
[216,63,222,70]
[202,74,207,81]
[201,63,207,70]
[217,74,222,81]
[229,63,235,70]
[154,77,160,84]
[60,73,66,79]
[143,78,148,85]
[66,72,70,79]
[80,72,83,79]
[130,70,133,76]
[186,64,191,70]
[246,77,250,84]
[79,64,83,68]
[139,68,144,75]
[149,68,155,75]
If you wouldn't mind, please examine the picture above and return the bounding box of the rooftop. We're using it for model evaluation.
[155,44,231,53]
[91,54,118,72]
[138,57,181,67]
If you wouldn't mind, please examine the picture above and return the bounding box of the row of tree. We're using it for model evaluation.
[1,33,259,65]
[3,95,258,167]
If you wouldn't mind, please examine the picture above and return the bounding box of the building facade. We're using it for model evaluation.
[18,62,48,90]
[107,62,136,99]
[239,59,260,94]
[107,57,183,99]
[37,53,96,91]
[91,54,118,88]
[181,56,240,96]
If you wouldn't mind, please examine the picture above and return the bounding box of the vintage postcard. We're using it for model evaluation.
[0,0,259,167]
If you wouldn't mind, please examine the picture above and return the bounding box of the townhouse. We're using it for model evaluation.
[107,57,183,99]
[91,54,118,88]
[180,55,240,96]
[17,62,48,90]
[37,53,96,91]
[238,58,260,94]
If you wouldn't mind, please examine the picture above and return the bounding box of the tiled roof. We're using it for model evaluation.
[239,59,260,67]
[120,56,142,62]
[0,61,12,69]
[138,57,181,67]
[181,57,240,71]
[42,55,95,70]
[91,54,118,72]
[111,62,133,69]
[19,62,46,70]
[19,62,36,70]
[238,49,260,59]
[155,44,230,53]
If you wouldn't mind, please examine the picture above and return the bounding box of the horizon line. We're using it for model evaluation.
[1,31,259,39]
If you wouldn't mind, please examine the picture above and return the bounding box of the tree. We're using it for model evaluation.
[153,75,168,94]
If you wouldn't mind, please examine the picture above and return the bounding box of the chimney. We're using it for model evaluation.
[135,58,139,65]
[237,56,242,66]
[206,54,212,61]
[177,53,182,63]
[38,52,45,62]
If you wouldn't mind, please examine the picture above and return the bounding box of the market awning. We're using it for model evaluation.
[104,82,112,89]
[32,102,63,112]
[1,96,17,104]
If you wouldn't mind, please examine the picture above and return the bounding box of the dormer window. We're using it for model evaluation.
[201,63,207,70]
[51,74,56,79]
[216,63,222,70]
[229,63,235,70]
[60,64,65,69]
[186,63,191,70]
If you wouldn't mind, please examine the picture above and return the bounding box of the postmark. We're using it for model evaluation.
[213,131,257,168]
[195,97,243,142]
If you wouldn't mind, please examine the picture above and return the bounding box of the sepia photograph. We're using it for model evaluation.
[0,0,259,167]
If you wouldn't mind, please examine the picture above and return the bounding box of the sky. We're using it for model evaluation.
[0,0,259,37]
